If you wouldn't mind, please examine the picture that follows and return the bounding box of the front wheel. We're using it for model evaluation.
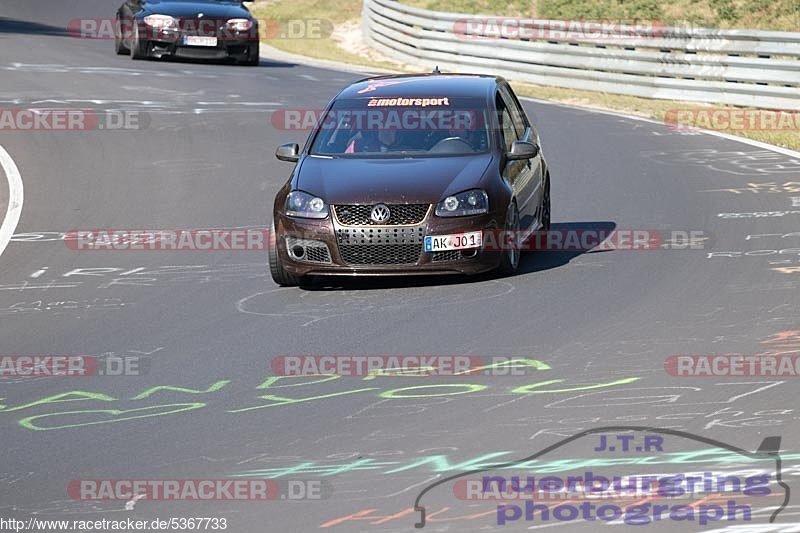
[240,45,260,66]
[268,221,301,287]
[130,22,147,60]
[497,202,521,277]
[541,176,551,232]
[114,18,129,55]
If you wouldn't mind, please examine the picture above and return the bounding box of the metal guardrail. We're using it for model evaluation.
[362,0,800,110]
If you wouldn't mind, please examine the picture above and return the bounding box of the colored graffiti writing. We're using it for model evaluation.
[231,447,800,479]
[0,358,641,431]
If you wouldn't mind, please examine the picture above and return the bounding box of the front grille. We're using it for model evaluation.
[432,250,463,262]
[178,19,224,37]
[338,244,422,265]
[333,204,429,226]
[336,227,424,245]
[305,246,331,263]
[174,48,227,59]
[336,226,424,265]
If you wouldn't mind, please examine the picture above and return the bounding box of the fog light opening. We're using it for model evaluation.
[291,245,305,258]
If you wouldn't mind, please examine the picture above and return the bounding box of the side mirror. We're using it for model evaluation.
[506,140,539,160]
[276,143,300,162]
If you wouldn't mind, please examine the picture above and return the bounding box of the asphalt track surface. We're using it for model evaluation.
[2,2,800,532]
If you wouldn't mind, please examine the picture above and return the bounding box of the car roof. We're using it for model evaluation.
[337,73,505,100]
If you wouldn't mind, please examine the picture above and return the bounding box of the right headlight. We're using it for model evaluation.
[285,190,329,219]
[143,14,177,29]
[435,189,489,217]
[226,18,254,32]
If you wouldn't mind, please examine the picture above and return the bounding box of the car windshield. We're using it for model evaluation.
[309,97,491,157]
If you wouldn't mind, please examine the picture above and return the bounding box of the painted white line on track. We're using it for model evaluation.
[0,144,24,259]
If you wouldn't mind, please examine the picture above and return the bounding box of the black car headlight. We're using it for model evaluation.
[435,189,489,217]
[286,191,329,219]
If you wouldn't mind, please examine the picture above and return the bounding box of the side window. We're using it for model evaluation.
[500,85,528,141]
[496,94,517,153]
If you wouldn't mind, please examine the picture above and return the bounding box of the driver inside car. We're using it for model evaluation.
[431,111,486,151]
[346,128,406,153]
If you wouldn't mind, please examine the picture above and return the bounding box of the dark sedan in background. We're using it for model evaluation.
[115,0,259,65]
[269,72,552,286]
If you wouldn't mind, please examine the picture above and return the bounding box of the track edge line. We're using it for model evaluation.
[0,144,24,259]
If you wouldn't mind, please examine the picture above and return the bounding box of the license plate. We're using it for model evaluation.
[425,231,482,252]
[183,35,217,47]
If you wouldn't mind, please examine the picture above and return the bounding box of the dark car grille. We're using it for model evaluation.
[336,227,424,265]
[178,19,224,37]
[338,244,422,265]
[333,204,429,226]
[432,250,463,262]
[174,48,227,59]
[305,246,332,263]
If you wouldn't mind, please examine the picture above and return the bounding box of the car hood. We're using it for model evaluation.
[295,154,494,205]
[141,1,250,19]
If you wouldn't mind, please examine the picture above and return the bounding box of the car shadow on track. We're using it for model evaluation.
[131,56,296,68]
[516,220,617,275]
[299,221,617,291]
[0,17,69,37]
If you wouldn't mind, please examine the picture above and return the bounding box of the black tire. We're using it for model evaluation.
[240,45,259,66]
[541,175,551,232]
[130,22,146,60]
[497,202,521,277]
[114,18,129,55]
[268,221,300,287]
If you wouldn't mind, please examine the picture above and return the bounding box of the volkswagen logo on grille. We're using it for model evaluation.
[370,204,391,223]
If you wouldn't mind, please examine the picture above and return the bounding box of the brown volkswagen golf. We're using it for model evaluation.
[269,72,551,286]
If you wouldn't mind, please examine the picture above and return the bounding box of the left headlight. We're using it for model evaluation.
[143,14,177,29]
[226,18,254,31]
[285,190,329,219]
[435,189,489,217]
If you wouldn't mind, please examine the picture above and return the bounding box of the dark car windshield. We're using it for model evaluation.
[309,97,491,157]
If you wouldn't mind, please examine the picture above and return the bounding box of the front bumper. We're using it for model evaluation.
[138,27,257,61]
[275,208,504,277]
